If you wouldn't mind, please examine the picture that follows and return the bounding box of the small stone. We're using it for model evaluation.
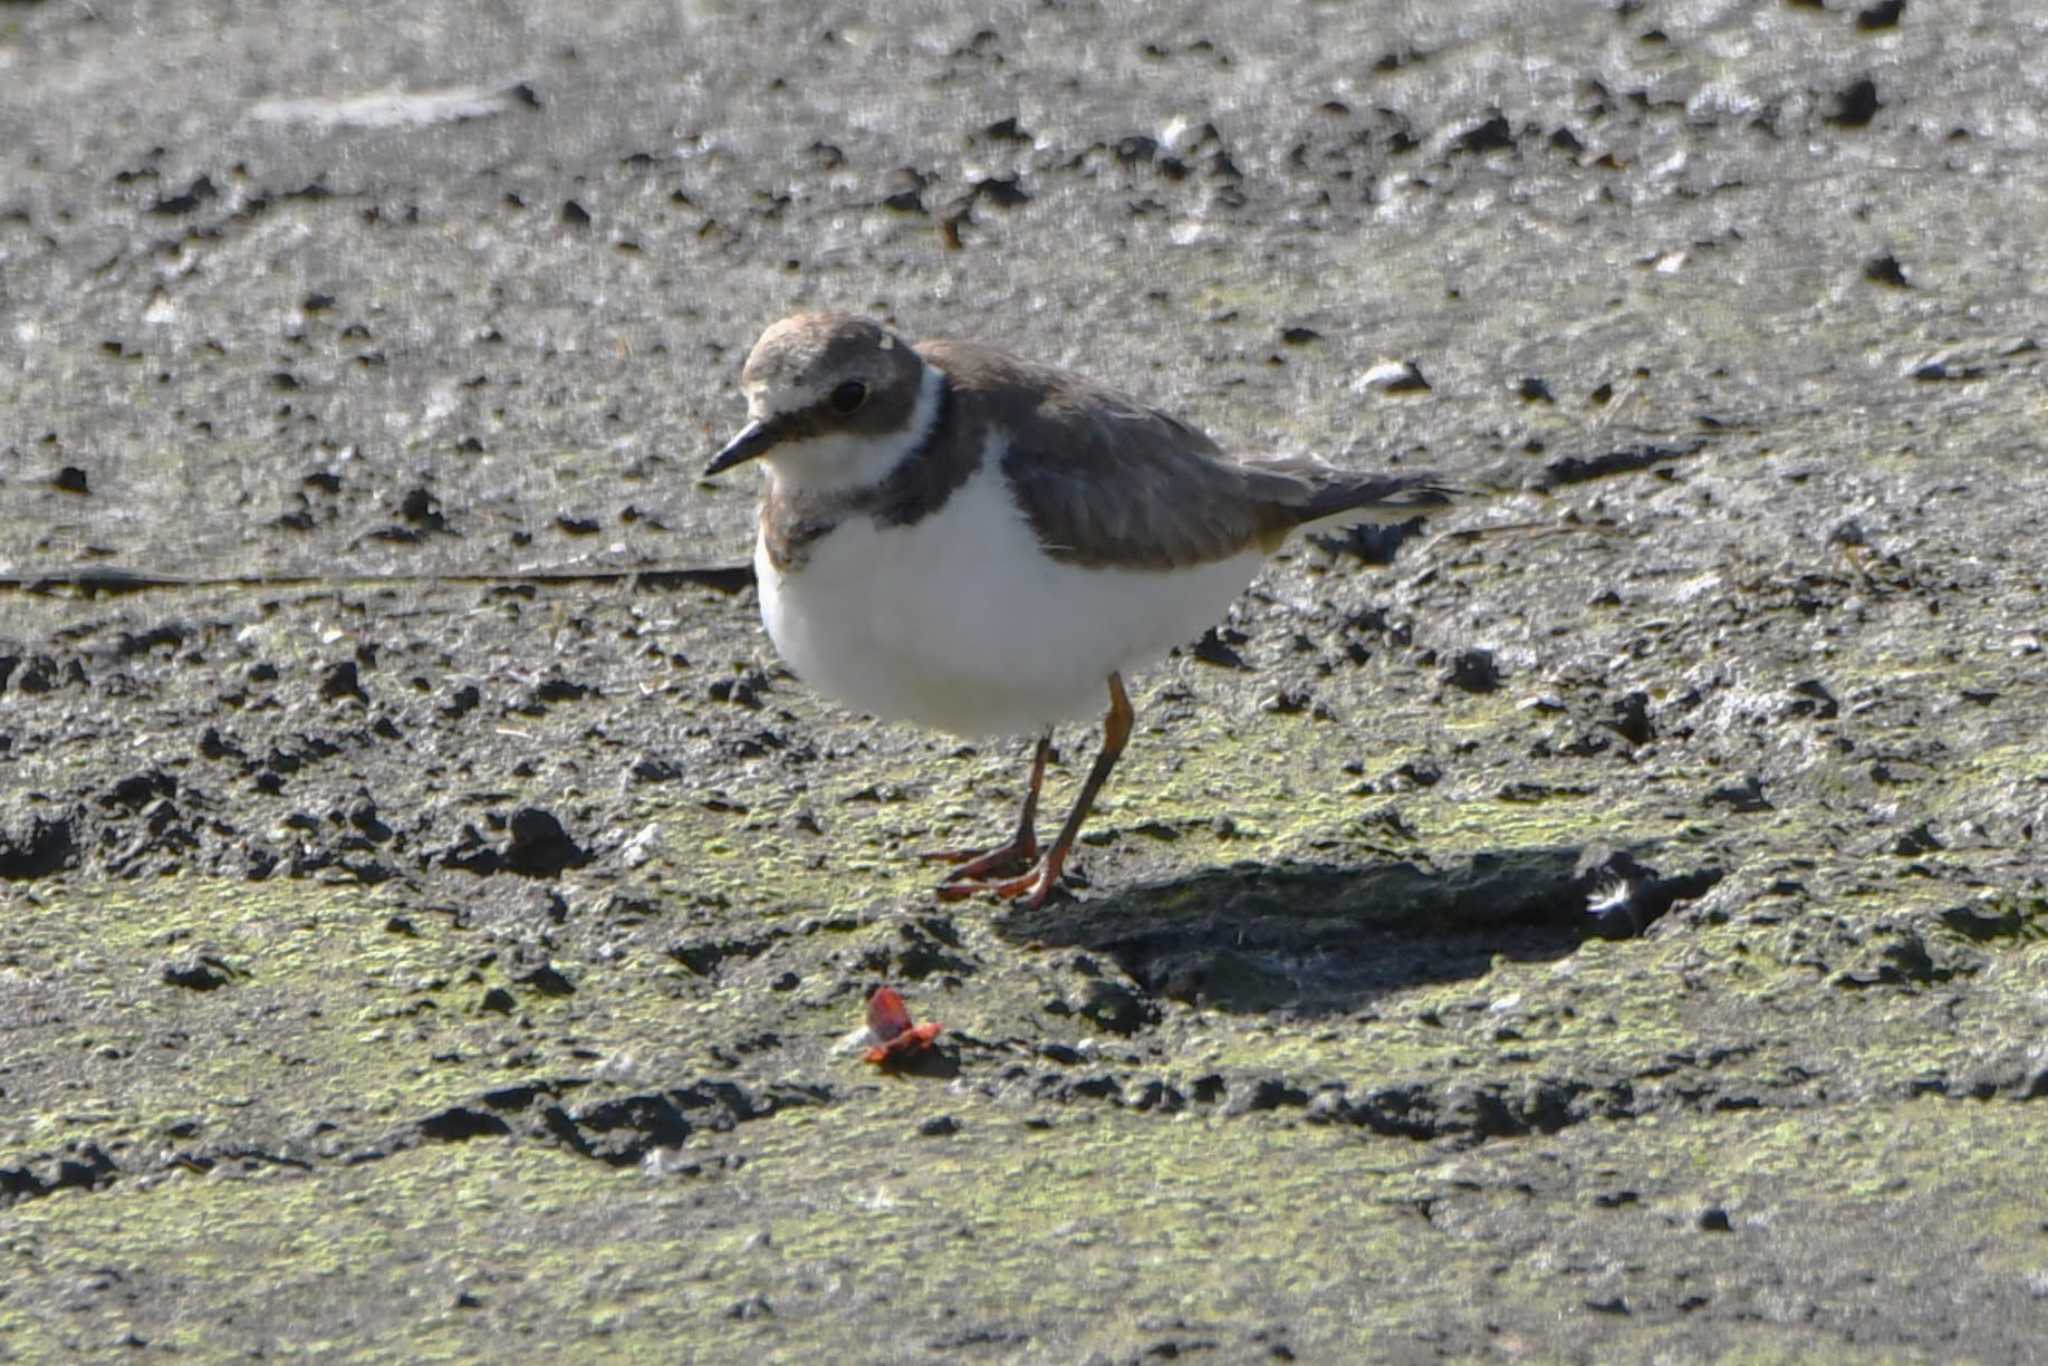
[1356,358,1430,394]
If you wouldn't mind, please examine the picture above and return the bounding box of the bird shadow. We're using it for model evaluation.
[995,844,1721,1019]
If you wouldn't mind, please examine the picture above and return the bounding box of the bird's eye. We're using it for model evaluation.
[829,380,868,414]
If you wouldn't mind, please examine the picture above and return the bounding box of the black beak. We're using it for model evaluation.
[705,418,778,476]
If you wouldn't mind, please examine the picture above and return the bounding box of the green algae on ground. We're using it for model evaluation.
[6,1093,2045,1361]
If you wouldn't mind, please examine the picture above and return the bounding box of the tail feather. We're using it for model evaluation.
[1247,462,1460,545]
[1295,471,1460,528]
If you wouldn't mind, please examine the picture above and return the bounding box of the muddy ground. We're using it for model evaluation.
[4,0,2047,1360]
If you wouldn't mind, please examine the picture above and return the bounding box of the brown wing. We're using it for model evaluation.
[918,337,1455,570]
[918,337,1269,569]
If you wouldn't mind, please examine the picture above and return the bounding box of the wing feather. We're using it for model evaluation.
[916,337,1454,569]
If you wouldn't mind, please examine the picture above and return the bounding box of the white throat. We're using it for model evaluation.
[758,362,946,499]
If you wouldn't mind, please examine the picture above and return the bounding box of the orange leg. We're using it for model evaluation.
[921,730,1050,882]
[938,673,1132,911]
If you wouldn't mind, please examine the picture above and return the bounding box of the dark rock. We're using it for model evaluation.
[975,176,1029,207]
[101,769,176,811]
[148,174,218,214]
[1452,111,1515,154]
[1191,627,1250,670]
[514,963,575,997]
[320,660,368,704]
[398,486,446,530]
[1888,822,1942,856]
[1787,679,1840,719]
[1826,77,1881,128]
[417,1107,512,1142]
[1704,777,1772,812]
[706,669,772,709]
[1939,902,2028,941]
[1444,649,1502,693]
[1530,443,1701,491]
[2,1143,118,1205]
[1223,1076,1310,1115]
[1115,135,1159,165]
[1079,980,1154,1036]
[1604,690,1653,744]
[1863,253,1910,288]
[161,955,236,991]
[559,1094,693,1164]
[502,808,589,877]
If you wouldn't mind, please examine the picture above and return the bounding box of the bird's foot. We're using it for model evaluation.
[920,832,1039,884]
[933,853,1068,911]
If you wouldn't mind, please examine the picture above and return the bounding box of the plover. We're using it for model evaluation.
[706,313,1454,909]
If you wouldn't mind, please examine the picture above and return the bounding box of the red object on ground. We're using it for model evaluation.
[864,986,943,1065]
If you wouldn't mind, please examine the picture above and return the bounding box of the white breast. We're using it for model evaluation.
[756,452,1264,738]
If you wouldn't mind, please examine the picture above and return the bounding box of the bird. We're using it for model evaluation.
[704,313,1456,909]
